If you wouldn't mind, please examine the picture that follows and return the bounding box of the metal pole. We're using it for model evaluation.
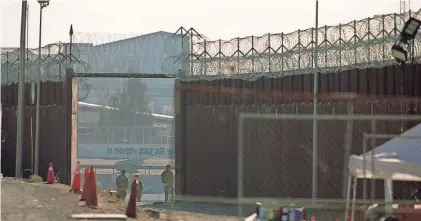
[237,113,245,219]
[69,25,73,67]
[34,3,43,176]
[26,4,33,173]
[344,174,352,221]
[370,120,377,201]
[240,113,421,121]
[16,1,28,178]
[26,4,29,66]
[312,0,319,200]
[350,176,358,221]
[342,99,354,198]
[362,134,367,201]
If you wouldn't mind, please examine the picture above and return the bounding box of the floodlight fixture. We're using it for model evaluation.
[391,44,408,63]
[400,17,421,43]
[38,0,50,8]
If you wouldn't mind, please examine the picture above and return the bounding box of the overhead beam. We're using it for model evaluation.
[72,72,177,78]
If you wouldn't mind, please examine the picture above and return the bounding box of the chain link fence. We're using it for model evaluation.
[1,42,86,84]
[2,9,421,84]
[184,8,421,80]
[238,103,421,197]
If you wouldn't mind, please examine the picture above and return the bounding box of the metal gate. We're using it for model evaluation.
[65,68,180,189]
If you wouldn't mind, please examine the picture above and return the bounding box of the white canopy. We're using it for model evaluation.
[348,123,421,181]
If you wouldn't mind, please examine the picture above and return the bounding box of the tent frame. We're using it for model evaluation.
[345,133,421,221]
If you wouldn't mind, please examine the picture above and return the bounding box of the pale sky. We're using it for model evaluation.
[1,0,421,48]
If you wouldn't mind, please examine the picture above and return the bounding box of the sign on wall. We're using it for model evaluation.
[78,144,174,159]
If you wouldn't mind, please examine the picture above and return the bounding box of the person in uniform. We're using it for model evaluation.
[134,174,144,202]
[116,169,129,201]
[160,164,175,203]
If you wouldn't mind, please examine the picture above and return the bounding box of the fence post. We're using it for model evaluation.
[218,39,222,75]
[237,37,240,74]
[370,117,377,201]
[281,32,284,73]
[65,68,74,185]
[204,39,207,76]
[189,29,194,75]
[324,26,328,67]
[298,29,301,70]
[353,20,357,64]
[382,15,386,61]
[174,79,186,196]
[367,17,371,64]
[342,98,355,198]
[251,36,255,73]
[339,24,342,67]
[268,33,271,73]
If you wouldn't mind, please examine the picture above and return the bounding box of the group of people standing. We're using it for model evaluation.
[115,164,175,203]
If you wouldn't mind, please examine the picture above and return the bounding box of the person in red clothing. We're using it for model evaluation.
[134,174,144,202]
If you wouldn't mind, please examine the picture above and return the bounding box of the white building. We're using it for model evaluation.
[75,31,190,114]
[71,31,186,160]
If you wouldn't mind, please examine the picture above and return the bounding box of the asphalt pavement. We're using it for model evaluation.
[130,193,165,203]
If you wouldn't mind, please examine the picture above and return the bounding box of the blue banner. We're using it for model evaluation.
[78,144,174,159]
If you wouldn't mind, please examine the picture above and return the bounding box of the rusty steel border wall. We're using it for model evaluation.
[175,63,421,199]
[1,80,72,184]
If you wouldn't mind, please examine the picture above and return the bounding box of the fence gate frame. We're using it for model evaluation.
[64,68,184,193]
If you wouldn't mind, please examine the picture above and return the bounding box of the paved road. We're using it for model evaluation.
[128,193,165,203]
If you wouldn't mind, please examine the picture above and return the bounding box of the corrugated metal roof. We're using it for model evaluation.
[93,31,176,47]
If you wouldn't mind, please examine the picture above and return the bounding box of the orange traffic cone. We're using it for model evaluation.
[87,166,98,207]
[71,161,81,193]
[80,167,89,201]
[45,162,55,184]
[85,168,93,206]
[125,178,137,218]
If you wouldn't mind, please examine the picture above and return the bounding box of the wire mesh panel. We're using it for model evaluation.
[237,101,415,197]
[236,108,421,219]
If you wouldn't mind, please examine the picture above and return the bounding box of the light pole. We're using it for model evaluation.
[16,0,28,178]
[312,0,319,201]
[35,0,50,176]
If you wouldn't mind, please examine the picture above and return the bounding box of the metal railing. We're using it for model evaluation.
[78,126,173,145]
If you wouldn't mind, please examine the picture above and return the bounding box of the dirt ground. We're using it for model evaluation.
[0,178,239,221]
[0,178,150,221]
